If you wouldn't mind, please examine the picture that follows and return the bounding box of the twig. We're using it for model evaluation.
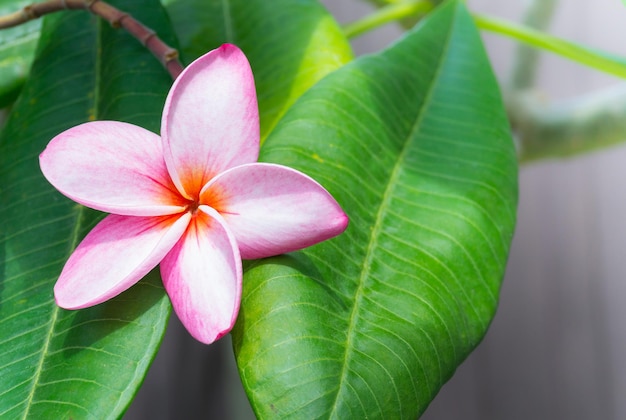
[0,0,183,79]
[511,86,626,162]
[343,0,434,39]
[509,0,558,90]
[474,14,626,80]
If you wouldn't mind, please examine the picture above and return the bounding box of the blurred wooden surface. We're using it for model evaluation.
[126,1,626,418]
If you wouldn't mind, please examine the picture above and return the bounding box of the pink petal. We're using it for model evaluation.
[161,206,242,344]
[161,44,259,199]
[201,163,349,259]
[40,121,187,216]
[54,213,191,309]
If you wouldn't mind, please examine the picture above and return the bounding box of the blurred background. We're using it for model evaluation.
[126,0,626,418]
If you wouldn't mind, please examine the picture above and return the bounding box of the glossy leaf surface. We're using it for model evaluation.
[162,0,353,141]
[232,1,518,417]
[0,1,177,417]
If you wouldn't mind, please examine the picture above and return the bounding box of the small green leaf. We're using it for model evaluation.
[232,0,518,417]
[162,0,353,141]
[0,0,178,417]
[0,0,40,107]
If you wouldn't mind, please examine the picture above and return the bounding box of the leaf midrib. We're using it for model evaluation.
[20,12,100,418]
[328,7,460,418]
[221,0,235,43]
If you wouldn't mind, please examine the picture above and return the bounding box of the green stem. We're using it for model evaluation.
[509,0,558,89]
[343,0,434,39]
[474,13,626,79]
[345,4,626,81]
[511,86,626,162]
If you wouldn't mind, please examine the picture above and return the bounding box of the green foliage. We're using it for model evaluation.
[0,0,40,107]
[0,1,177,417]
[163,0,353,141]
[232,1,517,417]
[0,0,518,417]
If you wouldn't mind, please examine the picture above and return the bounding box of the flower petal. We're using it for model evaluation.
[161,44,259,199]
[202,163,349,259]
[40,121,187,216]
[54,213,191,309]
[161,206,242,344]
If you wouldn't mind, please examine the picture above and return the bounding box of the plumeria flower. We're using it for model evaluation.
[39,44,348,344]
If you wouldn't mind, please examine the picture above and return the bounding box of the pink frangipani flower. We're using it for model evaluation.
[39,44,348,344]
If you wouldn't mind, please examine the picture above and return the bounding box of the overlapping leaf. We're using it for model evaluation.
[0,0,40,107]
[0,1,178,417]
[162,0,353,141]
[232,0,518,417]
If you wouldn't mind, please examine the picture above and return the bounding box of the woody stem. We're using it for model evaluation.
[0,0,184,79]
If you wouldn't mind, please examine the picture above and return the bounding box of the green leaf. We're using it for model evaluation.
[0,0,41,107]
[162,0,353,141]
[0,1,178,417]
[232,0,518,417]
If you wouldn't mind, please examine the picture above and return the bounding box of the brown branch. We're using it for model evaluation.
[0,0,183,79]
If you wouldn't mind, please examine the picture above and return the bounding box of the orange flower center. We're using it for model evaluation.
[186,199,200,215]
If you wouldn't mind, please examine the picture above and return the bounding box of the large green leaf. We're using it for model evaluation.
[0,1,178,417]
[0,0,40,107]
[162,0,353,141]
[232,0,518,417]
